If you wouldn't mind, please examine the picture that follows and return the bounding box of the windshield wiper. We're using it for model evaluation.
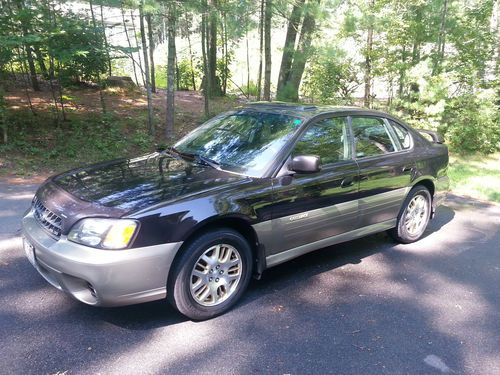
[194,154,221,170]
[167,147,221,170]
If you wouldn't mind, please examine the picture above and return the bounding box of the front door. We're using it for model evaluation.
[268,116,359,255]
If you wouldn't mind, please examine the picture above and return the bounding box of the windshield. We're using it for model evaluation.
[173,110,303,177]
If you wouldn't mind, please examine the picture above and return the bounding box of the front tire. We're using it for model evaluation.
[389,185,432,244]
[167,228,253,320]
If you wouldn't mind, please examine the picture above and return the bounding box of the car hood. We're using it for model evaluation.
[52,152,248,213]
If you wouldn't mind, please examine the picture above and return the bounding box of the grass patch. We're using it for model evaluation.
[448,153,500,202]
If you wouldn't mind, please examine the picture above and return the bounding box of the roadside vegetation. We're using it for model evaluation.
[448,153,500,203]
[0,0,498,201]
[0,87,238,177]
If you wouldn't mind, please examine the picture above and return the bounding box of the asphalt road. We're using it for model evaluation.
[1,181,499,375]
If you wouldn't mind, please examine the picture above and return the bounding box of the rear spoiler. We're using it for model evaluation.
[418,130,445,144]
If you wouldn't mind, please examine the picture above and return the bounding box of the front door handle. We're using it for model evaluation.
[341,178,354,188]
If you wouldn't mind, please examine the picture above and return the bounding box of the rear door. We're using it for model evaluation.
[268,116,359,255]
[350,115,415,228]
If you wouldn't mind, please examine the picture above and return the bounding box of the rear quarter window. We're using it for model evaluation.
[388,119,412,150]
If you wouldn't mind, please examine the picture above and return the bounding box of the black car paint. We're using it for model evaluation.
[34,105,449,273]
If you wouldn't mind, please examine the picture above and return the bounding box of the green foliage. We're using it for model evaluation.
[0,110,131,169]
[48,12,108,83]
[0,1,108,83]
[154,65,167,88]
[0,0,498,158]
[242,80,259,97]
[217,52,233,88]
[448,153,500,202]
[302,46,361,104]
[155,59,200,91]
[442,92,499,154]
[177,59,200,90]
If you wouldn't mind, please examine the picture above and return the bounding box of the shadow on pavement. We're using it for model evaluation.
[1,199,499,374]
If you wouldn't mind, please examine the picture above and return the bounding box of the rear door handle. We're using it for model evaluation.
[402,166,413,172]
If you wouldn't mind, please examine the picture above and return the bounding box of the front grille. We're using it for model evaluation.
[32,196,62,239]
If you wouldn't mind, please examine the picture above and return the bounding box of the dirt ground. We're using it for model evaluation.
[1,86,243,183]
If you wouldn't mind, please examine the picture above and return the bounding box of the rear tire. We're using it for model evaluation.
[388,185,432,244]
[167,228,253,320]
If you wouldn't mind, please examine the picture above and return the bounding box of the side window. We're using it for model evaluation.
[388,119,412,150]
[293,117,349,165]
[351,117,396,158]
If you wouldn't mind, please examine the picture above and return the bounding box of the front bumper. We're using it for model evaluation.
[22,211,182,307]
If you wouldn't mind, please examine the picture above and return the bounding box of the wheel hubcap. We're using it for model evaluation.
[190,244,242,307]
[404,194,429,236]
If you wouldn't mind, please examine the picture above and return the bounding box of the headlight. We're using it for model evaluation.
[68,218,139,249]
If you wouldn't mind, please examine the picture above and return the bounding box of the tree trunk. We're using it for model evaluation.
[222,11,228,95]
[432,0,448,75]
[186,19,197,91]
[363,0,374,108]
[131,10,146,87]
[147,14,156,93]
[276,0,305,97]
[44,0,61,122]
[201,9,210,116]
[284,0,318,102]
[100,3,112,77]
[0,87,7,143]
[14,0,40,91]
[245,27,250,97]
[16,48,36,116]
[175,55,180,91]
[33,46,48,78]
[121,2,139,85]
[139,0,154,136]
[363,20,373,108]
[257,0,264,101]
[411,8,422,66]
[89,0,106,113]
[207,0,220,97]
[398,44,406,98]
[166,3,176,139]
[56,62,67,122]
[25,47,40,91]
[263,0,272,101]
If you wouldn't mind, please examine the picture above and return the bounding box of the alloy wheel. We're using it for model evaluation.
[404,194,429,236]
[189,244,242,306]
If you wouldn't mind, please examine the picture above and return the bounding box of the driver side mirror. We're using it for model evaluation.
[289,155,321,174]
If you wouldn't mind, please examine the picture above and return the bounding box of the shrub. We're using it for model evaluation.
[302,46,361,104]
[442,92,499,154]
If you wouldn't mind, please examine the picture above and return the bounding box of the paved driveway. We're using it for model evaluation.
[0,181,499,375]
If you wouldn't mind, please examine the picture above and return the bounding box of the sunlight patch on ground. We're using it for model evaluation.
[449,153,500,202]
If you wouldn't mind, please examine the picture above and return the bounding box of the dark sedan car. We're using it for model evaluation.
[22,103,449,320]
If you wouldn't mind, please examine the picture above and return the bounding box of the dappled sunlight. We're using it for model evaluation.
[91,317,258,373]
[1,284,66,320]
[0,189,498,374]
[410,272,500,375]
[251,198,499,374]
[0,192,34,200]
[0,236,22,254]
[0,209,17,219]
